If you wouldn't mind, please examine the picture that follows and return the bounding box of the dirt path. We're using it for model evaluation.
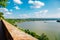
[2,19,38,40]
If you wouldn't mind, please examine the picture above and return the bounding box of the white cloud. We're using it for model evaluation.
[28,0,34,4]
[34,10,48,14]
[0,8,13,18]
[10,9,13,12]
[58,8,60,10]
[58,8,60,11]
[14,6,20,10]
[13,0,23,4]
[19,14,30,18]
[33,10,48,18]
[28,0,45,8]
[46,13,60,18]
[44,8,60,18]
[0,8,8,12]
[44,10,48,13]
[6,12,12,14]
[0,8,12,15]
[0,8,48,18]
[4,15,15,18]
[19,10,48,18]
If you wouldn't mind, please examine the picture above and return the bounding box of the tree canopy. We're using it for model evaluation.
[0,0,8,7]
[0,0,8,19]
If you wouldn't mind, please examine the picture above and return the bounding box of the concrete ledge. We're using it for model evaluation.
[2,19,38,40]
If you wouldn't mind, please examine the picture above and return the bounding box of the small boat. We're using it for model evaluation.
[57,20,60,22]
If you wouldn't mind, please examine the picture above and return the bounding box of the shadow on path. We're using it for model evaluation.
[0,20,13,40]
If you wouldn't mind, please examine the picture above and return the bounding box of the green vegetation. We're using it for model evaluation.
[0,0,8,7]
[5,19,27,25]
[24,29,49,40]
[0,0,8,19]
[5,19,49,40]
[18,27,49,40]
[0,12,4,19]
[24,29,39,39]
[38,33,49,40]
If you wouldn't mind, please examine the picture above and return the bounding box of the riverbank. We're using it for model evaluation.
[5,19,49,40]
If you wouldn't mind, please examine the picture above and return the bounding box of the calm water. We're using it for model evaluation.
[17,21,60,40]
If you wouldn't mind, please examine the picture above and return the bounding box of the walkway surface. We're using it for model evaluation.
[2,19,38,40]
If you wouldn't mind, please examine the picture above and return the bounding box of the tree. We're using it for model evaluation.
[0,0,8,7]
[0,12,4,19]
[0,0,8,19]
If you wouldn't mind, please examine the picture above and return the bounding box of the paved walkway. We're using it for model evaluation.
[2,19,38,40]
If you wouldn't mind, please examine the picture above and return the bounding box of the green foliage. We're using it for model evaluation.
[38,33,49,40]
[24,29,39,39]
[5,19,27,25]
[0,12,4,19]
[0,12,3,15]
[25,29,30,34]
[24,29,49,40]
[0,0,8,7]
[0,0,8,19]
[6,19,15,25]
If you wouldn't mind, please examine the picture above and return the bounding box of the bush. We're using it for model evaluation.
[24,29,31,34]
[24,29,49,40]
[38,33,49,40]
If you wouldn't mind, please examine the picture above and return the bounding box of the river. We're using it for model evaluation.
[17,20,60,40]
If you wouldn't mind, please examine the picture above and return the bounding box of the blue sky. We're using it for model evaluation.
[0,0,60,18]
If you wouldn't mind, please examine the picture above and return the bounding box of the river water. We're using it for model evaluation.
[17,20,60,40]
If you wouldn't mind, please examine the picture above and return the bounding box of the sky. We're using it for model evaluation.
[0,0,60,18]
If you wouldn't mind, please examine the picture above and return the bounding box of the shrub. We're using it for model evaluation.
[24,29,49,40]
[38,33,49,40]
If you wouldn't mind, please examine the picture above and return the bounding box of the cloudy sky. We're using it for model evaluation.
[0,0,60,18]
